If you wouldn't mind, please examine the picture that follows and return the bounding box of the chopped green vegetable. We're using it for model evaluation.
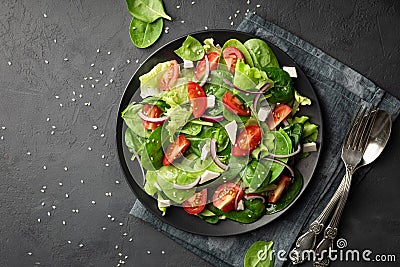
[244,240,275,267]
[129,17,163,48]
[174,35,205,61]
[263,67,294,104]
[141,126,164,170]
[233,60,271,90]
[244,38,279,69]
[126,0,171,23]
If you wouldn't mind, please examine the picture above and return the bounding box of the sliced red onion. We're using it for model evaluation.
[282,119,289,126]
[173,175,201,190]
[201,115,225,122]
[252,82,271,111]
[138,111,169,123]
[223,78,264,95]
[234,186,244,210]
[262,157,295,177]
[244,193,266,203]
[199,55,210,87]
[154,182,162,191]
[132,149,146,186]
[210,138,228,171]
[267,143,302,158]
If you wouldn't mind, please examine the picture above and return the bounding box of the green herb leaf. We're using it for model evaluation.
[129,17,163,48]
[174,35,205,61]
[126,0,171,23]
[244,241,275,267]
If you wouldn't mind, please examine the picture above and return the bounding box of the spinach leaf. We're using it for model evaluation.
[263,67,294,104]
[221,39,254,67]
[180,122,202,136]
[266,169,303,214]
[241,160,270,190]
[267,129,292,182]
[220,155,248,180]
[141,97,170,111]
[244,39,279,69]
[288,116,319,143]
[208,199,265,223]
[174,35,205,61]
[244,241,275,267]
[121,102,149,138]
[292,90,311,115]
[203,38,221,54]
[233,60,271,91]
[283,123,303,148]
[126,0,171,23]
[141,126,164,170]
[197,209,221,224]
[129,17,163,48]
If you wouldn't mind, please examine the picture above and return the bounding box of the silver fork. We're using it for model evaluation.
[313,106,377,267]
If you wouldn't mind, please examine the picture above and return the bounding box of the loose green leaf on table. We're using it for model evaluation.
[244,240,275,267]
[174,35,205,61]
[126,0,171,23]
[129,17,163,48]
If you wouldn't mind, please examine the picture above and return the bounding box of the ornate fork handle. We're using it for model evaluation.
[289,178,345,264]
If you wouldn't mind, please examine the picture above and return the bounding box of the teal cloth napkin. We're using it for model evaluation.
[130,13,400,267]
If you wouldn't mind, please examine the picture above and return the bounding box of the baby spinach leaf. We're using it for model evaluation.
[241,160,270,190]
[244,240,275,267]
[180,122,203,136]
[263,67,294,104]
[244,39,279,69]
[283,123,303,148]
[126,0,171,23]
[208,199,265,223]
[129,17,163,48]
[266,129,292,182]
[174,35,205,61]
[141,126,164,170]
[266,169,303,214]
[220,39,254,67]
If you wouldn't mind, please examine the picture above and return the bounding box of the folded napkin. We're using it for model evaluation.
[130,13,400,267]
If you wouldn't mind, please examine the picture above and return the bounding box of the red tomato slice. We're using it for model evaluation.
[267,104,292,130]
[222,47,244,74]
[194,52,220,80]
[222,91,250,116]
[141,104,164,130]
[268,175,292,203]
[187,81,207,118]
[212,183,244,212]
[232,125,262,156]
[182,189,207,215]
[162,135,191,166]
[158,60,179,90]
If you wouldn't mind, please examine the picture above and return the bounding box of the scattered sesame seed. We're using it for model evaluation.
[111,67,115,71]
[64,167,68,171]
[50,131,54,135]
[91,200,96,204]
[129,238,133,242]
[43,165,47,170]
[46,117,50,121]
[161,250,165,254]
[181,20,185,23]
[72,91,76,95]
[67,241,71,244]
[99,70,103,74]
[147,251,151,254]
[135,59,139,63]
[44,60,49,64]
[88,147,92,151]
[234,13,237,18]
[47,211,51,216]
[52,205,56,209]
[51,125,56,129]
[228,16,232,19]
[124,256,128,259]
[247,0,250,4]
[53,39,57,43]
[79,94,82,98]
[132,27,136,30]
[65,193,69,198]
[101,154,105,159]
[92,125,98,130]
[43,13,48,18]
[191,1,195,4]
[118,253,123,257]
[105,83,109,87]
[204,26,208,30]
[107,51,111,55]
[27,152,31,155]
[59,103,63,107]
[105,163,109,167]
[91,84,95,88]
[79,243,84,248]
[63,58,68,61]
[115,180,120,184]
[119,222,123,226]
[256,4,261,8]
[236,10,240,13]
[231,21,234,26]
[95,79,99,82]
[102,227,107,230]
[90,63,95,67]
[122,233,127,236]
[80,179,84,184]
[40,189,45,193]
[1,126,6,130]
[84,102,91,106]
[126,59,130,64]
[84,77,88,80]
[71,98,76,102]
[176,5,180,8]
[80,84,84,88]
[109,79,113,83]
[7,61,12,66]
[111,217,115,221]
[62,220,66,225]
[100,134,105,137]
[37,218,41,222]
[96,48,100,53]
[42,185,47,189]
[107,214,112,218]
[59,182,63,186]
[115,245,119,249]
[41,202,45,206]
[28,252,32,256]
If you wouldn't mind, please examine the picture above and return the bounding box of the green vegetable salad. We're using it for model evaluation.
[122,35,319,224]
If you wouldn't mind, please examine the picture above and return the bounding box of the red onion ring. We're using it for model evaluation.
[267,143,302,158]
[132,149,146,186]
[252,82,271,111]
[201,115,225,122]
[199,55,210,87]
[173,176,201,190]
[210,138,228,171]
[244,193,266,203]
[282,119,289,126]
[262,157,295,177]
[137,111,169,123]
[223,78,264,95]
[234,186,244,210]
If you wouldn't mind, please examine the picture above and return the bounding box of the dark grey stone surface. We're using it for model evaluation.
[0,0,398,266]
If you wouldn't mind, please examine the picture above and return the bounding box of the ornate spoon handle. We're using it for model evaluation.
[289,177,345,264]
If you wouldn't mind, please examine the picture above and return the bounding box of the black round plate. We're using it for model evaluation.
[116,30,323,236]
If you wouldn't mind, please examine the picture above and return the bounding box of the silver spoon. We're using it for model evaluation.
[289,109,392,264]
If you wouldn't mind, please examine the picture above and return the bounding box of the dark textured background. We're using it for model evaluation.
[0,0,399,266]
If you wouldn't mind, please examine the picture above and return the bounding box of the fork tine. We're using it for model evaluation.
[345,105,367,149]
[357,109,378,151]
[343,105,364,149]
[350,107,372,150]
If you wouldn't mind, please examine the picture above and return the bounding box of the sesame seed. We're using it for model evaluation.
[247,0,250,4]
[37,218,41,222]
[147,251,151,254]
[118,253,123,257]
[80,179,84,184]
[84,77,88,80]
[109,79,113,83]
[44,60,49,64]
[59,182,63,186]
[161,250,165,254]
[181,20,185,23]
[107,51,111,55]
[43,165,47,170]
[111,217,115,221]
[135,59,139,63]
[91,84,95,88]
[115,180,120,184]
[79,94,82,98]
[115,245,119,249]
[90,63,95,67]
[101,154,105,159]
[65,193,69,198]
[40,189,45,193]
[132,27,136,30]
[80,84,84,88]
[79,243,84,248]
[129,238,133,242]
[47,211,51,216]
[176,5,180,8]
[41,202,45,206]
[107,214,112,218]
[59,103,63,107]
[92,126,98,130]
[42,185,47,189]
[91,200,96,204]
[43,13,48,18]
[105,163,109,167]
[105,83,109,87]
[63,58,68,61]
[46,117,50,121]
[204,26,208,30]
[95,79,99,82]
[102,227,107,230]
[96,48,100,53]
[231,21,234,26]
[234,13,237,17]
[191,1,195,4]
[27,252,32,256]
[126,59,130,63]
[236,10,240,13]
[124,256,128,259]
[72,91,76,95]
[7,61,11,66]
[53,39,57,43]
[50,131,54,135]
[111,67,115,71]
[119,222,123,226]
[256,4,261,8]
[71,98,76,102]
[27,152,31,155]
[100,134,105,137]
[64,167,68,171]
[122,232,127,236]
[67,240,71,244]
[99,70,103,74]
[88,147,92,151]
[52,205,56,209]
[62,220,66,225]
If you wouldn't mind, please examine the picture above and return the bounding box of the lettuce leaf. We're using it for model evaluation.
[203,38,221,53]
[160,80,188,108]
[292,90,311,114]
[139,60,176,98]
[164,105,192,141]
[288,116,318,143]
[233,60,272,90]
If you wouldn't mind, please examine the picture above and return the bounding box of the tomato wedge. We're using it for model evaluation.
[267,104,292,130]
[182,189,207,215]
[212,183,244,212]
[141,104,164,130]
[158,60,179,90]
[222,47,244,73]
[232,125,262,156]
[187,81,207,118]
[194,52,220,80]
[268,175,292,203]
[222,91,250,116]
[162,135,191,166]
